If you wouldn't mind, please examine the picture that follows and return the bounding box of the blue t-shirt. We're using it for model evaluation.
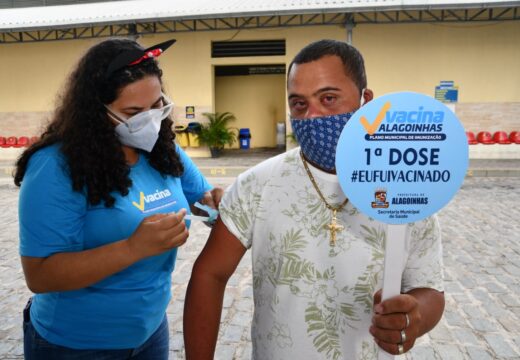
[19,143,212,349]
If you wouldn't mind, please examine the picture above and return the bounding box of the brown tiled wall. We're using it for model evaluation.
[456,102,520,133]
[1,102,519,137]
[0,112,50,137]
[0,105,214,138]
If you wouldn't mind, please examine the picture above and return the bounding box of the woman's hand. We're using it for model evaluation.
[127,210,188,260]
[190,188,224,227]
[195,188,224,212]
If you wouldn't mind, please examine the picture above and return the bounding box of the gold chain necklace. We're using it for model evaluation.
[300,150,349,246]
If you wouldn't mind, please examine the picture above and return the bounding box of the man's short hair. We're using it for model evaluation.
[288,39,367,94]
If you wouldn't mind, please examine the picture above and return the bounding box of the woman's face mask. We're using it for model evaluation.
[290,89,365,172]
[106,96,173,152]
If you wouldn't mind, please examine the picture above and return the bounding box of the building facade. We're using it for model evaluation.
[1,1,519,150]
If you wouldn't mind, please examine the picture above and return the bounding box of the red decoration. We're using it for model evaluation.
[129,49,163,66]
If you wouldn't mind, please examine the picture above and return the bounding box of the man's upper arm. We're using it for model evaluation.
[195,164,264,279]
[192,217,247,283]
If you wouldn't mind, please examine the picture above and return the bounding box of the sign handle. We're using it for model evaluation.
[378,224,408,360]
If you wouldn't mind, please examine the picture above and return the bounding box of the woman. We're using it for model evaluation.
[14,38,219,359]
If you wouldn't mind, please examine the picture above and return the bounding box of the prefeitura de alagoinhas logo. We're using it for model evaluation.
[371,188,389,208]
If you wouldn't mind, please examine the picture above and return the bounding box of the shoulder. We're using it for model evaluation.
[406,215,442,251]
[237,148,300,183]
[174,143,200,175]
[25,143,68,177]
[408,215,440,235]
[222,148,300,214]
[30,143,63,160]
[174,143,191,164]
[19,144,85,226]
[20,143,78,197]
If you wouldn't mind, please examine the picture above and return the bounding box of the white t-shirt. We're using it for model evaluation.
[219,148,444,360]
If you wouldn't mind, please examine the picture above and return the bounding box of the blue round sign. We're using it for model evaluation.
[336,92,468,224]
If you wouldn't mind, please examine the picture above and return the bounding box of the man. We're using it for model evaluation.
[184,39,445,359]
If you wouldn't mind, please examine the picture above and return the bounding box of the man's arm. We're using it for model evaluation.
[371,288,445,355]
[184,217,247,359]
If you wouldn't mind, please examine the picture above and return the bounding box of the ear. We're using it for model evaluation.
[363,88,374,104]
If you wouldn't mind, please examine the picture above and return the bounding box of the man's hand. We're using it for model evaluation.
[371,290,419,355]
[371,288,445,355]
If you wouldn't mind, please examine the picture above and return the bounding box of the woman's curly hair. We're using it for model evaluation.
[14,38,184,207]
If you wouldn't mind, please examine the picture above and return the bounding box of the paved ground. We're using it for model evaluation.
[0,151,519,359]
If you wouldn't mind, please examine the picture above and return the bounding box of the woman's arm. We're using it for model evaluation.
[22,211,188,293]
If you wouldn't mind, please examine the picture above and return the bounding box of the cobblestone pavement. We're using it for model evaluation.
[0,175,519,359]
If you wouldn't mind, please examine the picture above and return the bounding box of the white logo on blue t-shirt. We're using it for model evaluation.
[132,189,177,213]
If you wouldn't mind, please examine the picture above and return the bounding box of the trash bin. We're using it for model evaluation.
[174,125,189,148]
[187,122,202,148]
[239,128,251,150]
[276,122,286,148]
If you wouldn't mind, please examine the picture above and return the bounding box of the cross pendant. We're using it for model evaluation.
[326,209,344,246]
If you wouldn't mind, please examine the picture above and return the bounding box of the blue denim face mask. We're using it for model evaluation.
[290,90,365,172]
